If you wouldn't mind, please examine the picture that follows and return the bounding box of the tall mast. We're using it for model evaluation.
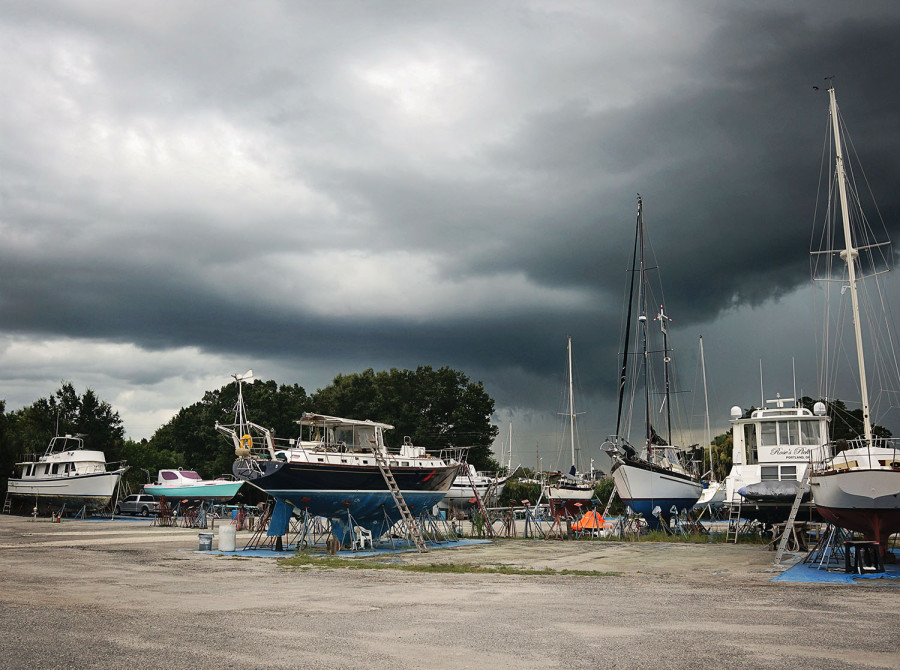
[829,84,873,442]
[567,336,577,467]
[699,336,712,477]
[615,198,641,438]
[637,198,652,457]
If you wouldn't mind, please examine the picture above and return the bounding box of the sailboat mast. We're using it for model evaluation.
[657,305,673,445]
[700,336,712,476]
[637,198,652,457]
[615,201,641,438]
[567,336,577,468]
[829,84,874,443]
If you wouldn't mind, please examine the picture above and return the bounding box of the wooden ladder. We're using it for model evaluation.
[464,466,494,538]
[725,500,742,544]
[774,468,811,563]
[372,449,428,553]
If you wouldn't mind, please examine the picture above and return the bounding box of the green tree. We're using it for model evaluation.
[312,366,500,471]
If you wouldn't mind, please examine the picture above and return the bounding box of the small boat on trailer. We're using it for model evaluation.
[143,469,244,503]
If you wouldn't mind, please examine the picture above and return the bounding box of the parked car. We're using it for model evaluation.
[115,494,160,517]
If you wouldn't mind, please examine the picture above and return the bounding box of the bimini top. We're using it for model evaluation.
[295,412,394,431]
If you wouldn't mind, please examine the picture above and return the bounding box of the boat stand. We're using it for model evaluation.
[415,510,460,545]
[804,524,851,571]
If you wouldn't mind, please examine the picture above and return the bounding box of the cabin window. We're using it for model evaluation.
[759,422,777,447]
[363,460,369,464]
[341,459,348,463]
[744,424,758,464]
[778,421,799,446]
[51,464,59,475]
[800,421,820,445]
[317,458,324,462]
[781,465,797,480]
[402,462,409,467]
[162,471,179,481]
[761,466,779,481]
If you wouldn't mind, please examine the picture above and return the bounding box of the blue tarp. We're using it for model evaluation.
[773,550,900,584]
[267,500,293,537]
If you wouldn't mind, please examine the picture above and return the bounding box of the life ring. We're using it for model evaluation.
[240,434,253,450]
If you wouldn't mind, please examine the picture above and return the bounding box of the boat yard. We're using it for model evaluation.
[0,515,897,670]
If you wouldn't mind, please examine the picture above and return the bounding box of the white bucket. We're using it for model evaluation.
[218,524,236,552]
[198,532,213,551]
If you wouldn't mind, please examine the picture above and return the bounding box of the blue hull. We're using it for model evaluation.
[266,489,451,543]
[235,459,458,544]
[143,481,244,502]
[620,498,699,529]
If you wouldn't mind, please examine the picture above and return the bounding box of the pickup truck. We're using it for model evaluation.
[114,494,160,516]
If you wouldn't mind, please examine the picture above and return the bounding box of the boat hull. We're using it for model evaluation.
[7,470,126,512]
[812,468,900,551]
[611,459,702,527]
[234,459,458,542]
[143,480,244,503]
[546,484,595,517]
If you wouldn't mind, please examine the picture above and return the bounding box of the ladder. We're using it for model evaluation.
[725,500,742,544]
[601,484,618,520]
[372,448,428,553]
[774,468,811,563]
[2,492,11,514]
[464,466,494,538]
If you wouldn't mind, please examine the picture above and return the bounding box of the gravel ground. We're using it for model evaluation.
[0,515,897,670]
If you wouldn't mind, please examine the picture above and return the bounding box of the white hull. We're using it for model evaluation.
[612,460,702,516]
[546,485,594,502]
[813,468,900,511]
[8,470,125,508]
[695,480,726,508]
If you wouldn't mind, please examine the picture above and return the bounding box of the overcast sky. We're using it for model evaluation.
[2,1,900,470]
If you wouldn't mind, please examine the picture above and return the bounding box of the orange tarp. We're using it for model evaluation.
[572,510,604,530]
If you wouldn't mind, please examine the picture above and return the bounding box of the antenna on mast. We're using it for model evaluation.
[792,358,797,405]
[759,360,764,409]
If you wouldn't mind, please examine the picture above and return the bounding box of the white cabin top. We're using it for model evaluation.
[155,469,205,484]
[729,396,830,466]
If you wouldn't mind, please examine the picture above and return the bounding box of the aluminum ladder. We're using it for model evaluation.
[2,492,11,514]
[601,483,618,519]
[372,448,428,553]
[774,468,811,563]
[725,500,742,543]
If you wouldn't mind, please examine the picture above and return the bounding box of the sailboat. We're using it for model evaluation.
[808,83,900,557]
[694,336,726,511]
[216,371,459,545]
[545,337,595,516]
[604,196,702,527]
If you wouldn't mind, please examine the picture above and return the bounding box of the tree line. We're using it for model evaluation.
[0,367,501,495]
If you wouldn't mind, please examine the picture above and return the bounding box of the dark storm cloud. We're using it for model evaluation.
[2,1,900,442]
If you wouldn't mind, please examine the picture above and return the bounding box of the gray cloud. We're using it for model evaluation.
[2,2,900,456]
